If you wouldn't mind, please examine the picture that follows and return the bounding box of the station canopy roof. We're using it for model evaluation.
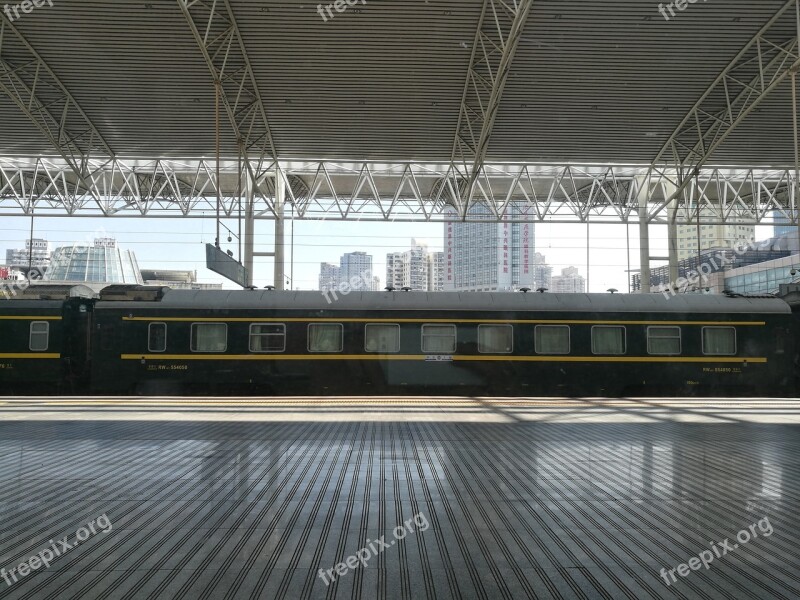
[0,0,795,164]
[2,1,800,224]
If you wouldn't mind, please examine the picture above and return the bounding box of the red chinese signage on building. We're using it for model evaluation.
[446,219,454,283]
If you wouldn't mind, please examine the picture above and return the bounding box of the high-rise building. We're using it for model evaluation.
[551,266,586,293]
[428,252,444,291]
[677,210,755,261]
[318,252,377,292]
[386,239,433,291]
[531,252,553,291]
[5,238,51,273]
[443,203,535,292]
[318,263,340,291]
[340,252,374,290]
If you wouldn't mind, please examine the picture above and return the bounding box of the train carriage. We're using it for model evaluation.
[0,288,93,395]
[88,288,797,397]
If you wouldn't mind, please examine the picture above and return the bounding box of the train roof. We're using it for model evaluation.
[100,288,793,315]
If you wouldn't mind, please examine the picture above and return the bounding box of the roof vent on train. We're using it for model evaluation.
[778,283,800,309]
[98,285,169,302]
[4,284,97,300]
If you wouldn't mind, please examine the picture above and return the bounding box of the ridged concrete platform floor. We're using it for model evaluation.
[0,397,799,600]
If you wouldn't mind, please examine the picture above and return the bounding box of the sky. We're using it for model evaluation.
[0,215,776,292]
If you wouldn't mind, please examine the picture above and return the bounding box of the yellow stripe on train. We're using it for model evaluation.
[0,353,61,359]
[120,354,767,364]
[121,317,767,326]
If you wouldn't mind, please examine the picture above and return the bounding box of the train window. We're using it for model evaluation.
[250,324,286,353]
[365,324,400,353]
[647,326,681,355]
[702,327,736,355]
[148,323,167,353]
[308,323,343,353]
[591,326,626,355]
[29,321,49,352]
[421,324,456,353]
[534,325,570,354]
[478,324,513,354]
[190,323,227,353]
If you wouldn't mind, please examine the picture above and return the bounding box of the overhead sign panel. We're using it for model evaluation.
[205,244,247,288]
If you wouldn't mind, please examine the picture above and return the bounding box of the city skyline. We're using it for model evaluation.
[0,215,779,293]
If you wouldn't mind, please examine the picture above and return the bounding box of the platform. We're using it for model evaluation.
[1,397,799,599]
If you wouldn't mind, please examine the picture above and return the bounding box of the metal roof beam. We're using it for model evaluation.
[178,0,310,212]
[178,0,276,171]
[644,0,800,221]
[0,14,114,211]
[0,15,197,216]
[450,0,534,217]
[1,157,795,226]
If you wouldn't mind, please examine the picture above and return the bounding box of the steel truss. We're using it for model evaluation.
[0,15,114,210]
[449,0,534,216]
[0,11,228,215]
[644,0,800,219]
[1,157,798,226]
[177,0,310,206]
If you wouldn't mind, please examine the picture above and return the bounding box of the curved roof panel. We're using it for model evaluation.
[0,0,795,165]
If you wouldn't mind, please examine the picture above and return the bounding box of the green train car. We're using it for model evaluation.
[90,287,798,397]
[1,285,797,397]
[0,289,93,394]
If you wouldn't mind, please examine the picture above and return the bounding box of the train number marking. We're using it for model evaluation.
[425,355,453,362]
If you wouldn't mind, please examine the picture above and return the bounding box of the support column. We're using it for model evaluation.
[665,180,679,286]
[274,165,285,290]
[637,177,651,293]
[792,68,800,251]
[795,0,800,251]
[244,171,255,287]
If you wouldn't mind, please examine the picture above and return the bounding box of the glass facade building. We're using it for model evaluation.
[724,254,800,295]
[43,238,143,285]
[772,209,796,238]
